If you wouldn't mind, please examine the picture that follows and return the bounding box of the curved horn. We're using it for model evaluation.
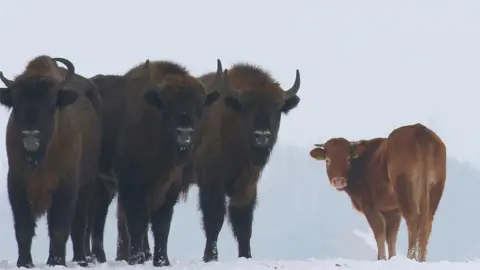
[221,69,242,101]
[205,59,223,94]
[0,71,14,87]
[283,69,301,100]
[52,57,75,88]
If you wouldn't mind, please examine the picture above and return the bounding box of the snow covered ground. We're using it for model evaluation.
[0,258,478,270]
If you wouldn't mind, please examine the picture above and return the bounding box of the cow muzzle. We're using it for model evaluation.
[331,177,347,190]
[253,129,271,147]
[22,130,41,152]
[176,126,194,151]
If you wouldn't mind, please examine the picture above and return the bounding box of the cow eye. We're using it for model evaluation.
[326,157,331,165]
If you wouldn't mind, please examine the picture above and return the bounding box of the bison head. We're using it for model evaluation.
[309,138,368,191]
[221,67,301,166]
[144,59,223,163]
[0,57,78,168]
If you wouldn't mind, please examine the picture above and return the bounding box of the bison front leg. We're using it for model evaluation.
[8,177,36,268]
[150,188,180,267]
[228,189,257,259]
[118,186,149,265]
[199,183,226,262]
[46,183,77,267]
[90,181,115,263]
[71,184,94,267]
[364,210,387,260]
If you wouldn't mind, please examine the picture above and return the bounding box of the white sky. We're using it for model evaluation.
[1,0,480,168]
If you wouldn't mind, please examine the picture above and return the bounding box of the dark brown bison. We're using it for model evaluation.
[191,63,301,262]
[0,55,102,267]
[84,74,152,263]
[309,123,446,262]
[88,59,223,266]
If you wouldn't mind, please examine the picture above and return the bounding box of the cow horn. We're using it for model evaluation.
[221,69,242,101]
[314,143,325,148]
[283,69,301,100]
[52,57,75,88]
[0,71,14,87]
[205,59,223,94]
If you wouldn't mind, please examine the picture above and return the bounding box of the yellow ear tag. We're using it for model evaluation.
[351,153,359,159]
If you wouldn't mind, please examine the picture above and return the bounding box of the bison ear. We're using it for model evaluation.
[204,91,220,107]
[224,96,242,111]
[350,141,368,159]
[310,147,326,160]
[281,95,300,114]
[144,89,163,110]
[0,88,13,108]
[56,90,78,109]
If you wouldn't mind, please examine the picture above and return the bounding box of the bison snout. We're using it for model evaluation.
[331,177,347,189]
[176,126,194,148]
[253,130,271,147]
[21,130,40,152]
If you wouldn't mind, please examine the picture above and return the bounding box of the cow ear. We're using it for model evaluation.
[350,141,368,159]
[224,96,242,111]
[56,90,78,108]
[204,91,220,106]
[144,89,163,110]
[281,95,300,114]
[310,147,326,160]
[0,88,13,108]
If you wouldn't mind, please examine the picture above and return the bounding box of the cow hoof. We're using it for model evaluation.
[144,251,153,261]
[46,256,66,267]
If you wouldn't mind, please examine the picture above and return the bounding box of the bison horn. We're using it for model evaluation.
[283,69,301,100]
[205,59,223,94]
[52,57,75,89]
[221,69,242,101]
[0,71,14,87]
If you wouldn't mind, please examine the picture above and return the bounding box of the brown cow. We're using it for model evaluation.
[309,123,446,262]
[0,55,102,267]
[91,59,223,266]
[191,63,301,262]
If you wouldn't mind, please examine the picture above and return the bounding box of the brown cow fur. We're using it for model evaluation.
[191,63,301,262]
[0,55,102,268]
[90,59,222,266]
[309,123,446,262]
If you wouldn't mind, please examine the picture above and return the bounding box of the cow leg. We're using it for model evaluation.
[393,174,420,260]
[383,210,402,259]
[85,203,93,263]
[364,210,387,260]
[8,178,36,268]
[118,185,149,265]
[228,193,257,259]
[71,184,94,267]
[199,184,226,262]
[46,183,77,267]
[115,202,130,262]
[150,187,180,267]
[91,182,115,263]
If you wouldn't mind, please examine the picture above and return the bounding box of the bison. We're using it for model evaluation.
[191,63,301,262]
[85,74,152,263]
[89,58,223,266]
[0,55,102,267]
[309,123,446,262]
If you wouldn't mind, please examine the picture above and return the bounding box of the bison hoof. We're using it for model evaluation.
[46,256,66,267]
[128,253,145,265]
[17,262,34,268]
[153,255,170,267]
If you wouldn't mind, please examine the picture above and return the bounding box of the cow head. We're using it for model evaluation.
[144,59,223,163]
[221,66,301,166]
[0,57,78,168]
[309,138,368,191]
